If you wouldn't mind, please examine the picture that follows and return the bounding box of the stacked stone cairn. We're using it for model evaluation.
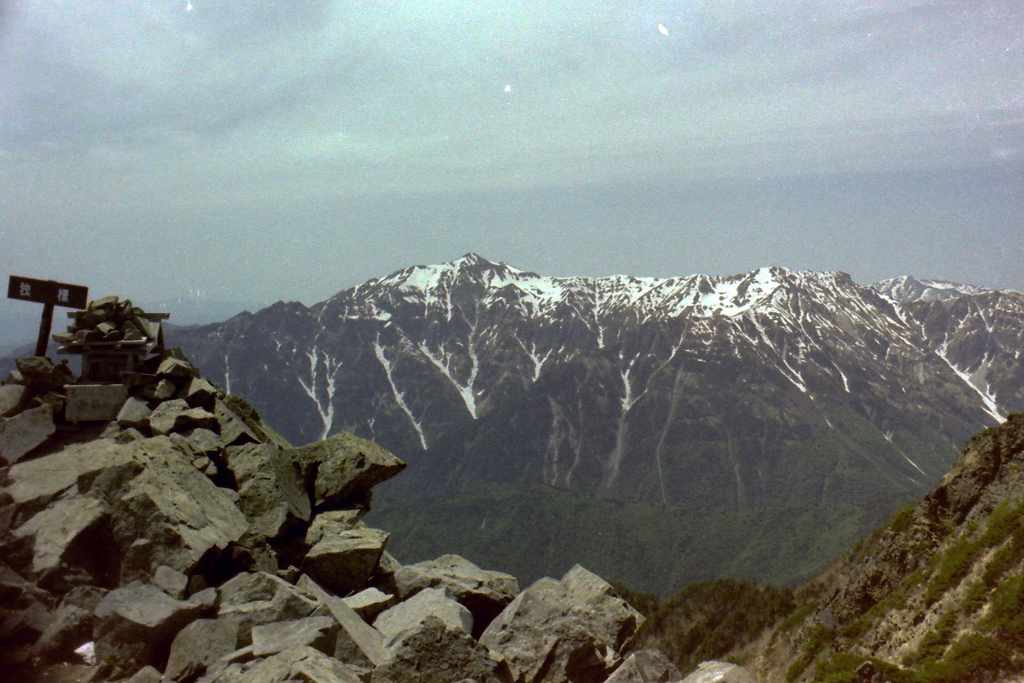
[0,313,695,681]
[53,296,159,345]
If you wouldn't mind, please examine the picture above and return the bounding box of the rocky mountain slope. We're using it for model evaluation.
[0,345,728,683]
[166,256,1024,593]
[714,409,1024,683]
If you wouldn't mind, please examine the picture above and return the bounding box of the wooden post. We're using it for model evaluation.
[36,302,55,357]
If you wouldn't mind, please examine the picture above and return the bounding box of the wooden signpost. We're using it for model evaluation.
[7,275,89,357]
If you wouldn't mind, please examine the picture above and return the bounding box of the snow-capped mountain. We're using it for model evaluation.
[168,255,1024,589]
[873,274,992,303]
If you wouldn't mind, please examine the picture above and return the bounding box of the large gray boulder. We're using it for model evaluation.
[0,383,27,417]
[302,527,390,597]
[394,554,519,637]
[107,438,250,581]
[217,572,320,647]
[34,604,93,663]
[224,443,311,540]
[5,437,249,585]
[182,377,219,408]
[603,649,683,683]
[92,581,210,675]
[178,407,219,432]
[1,599,53,649]
[371,615,513,683]
[139,378,176,401]
[15,356,75,392]
[164,619,239,682]
[215,399,259,447]
[117,397,153,431]
[373,587,473,644]
[480,565,645,683]
[179,428,223,458]
[287,432,406,510]
[148,399,218,437]
[0,402,56,465]
[156,356,199,379]
[153,565,189,600]
[9,496,109,586]
[305,510,367,546]
[148,399,191,436]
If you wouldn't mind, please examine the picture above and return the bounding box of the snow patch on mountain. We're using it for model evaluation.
[873,275,990,303]
[362,254,851,323]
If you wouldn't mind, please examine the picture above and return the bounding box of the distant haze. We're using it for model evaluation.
[1,0,1022,337]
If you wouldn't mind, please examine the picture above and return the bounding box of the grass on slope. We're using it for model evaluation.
[768,415,1024,683]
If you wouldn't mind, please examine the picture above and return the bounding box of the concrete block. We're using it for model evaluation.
[66,384,129,423]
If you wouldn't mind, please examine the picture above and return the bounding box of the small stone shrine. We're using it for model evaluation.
[52,296,170,422]
[53,296,168,382]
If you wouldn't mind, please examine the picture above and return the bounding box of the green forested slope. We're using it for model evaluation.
[367,484,902,596]
[713,412,1024,683]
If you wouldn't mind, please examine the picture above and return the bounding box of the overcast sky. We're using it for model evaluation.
[2,0,1023,336]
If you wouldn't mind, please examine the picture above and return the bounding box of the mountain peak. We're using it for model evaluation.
[454,252,495,267]
[873,275,989,303]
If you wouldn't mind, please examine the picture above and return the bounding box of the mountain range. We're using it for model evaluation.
[157,255,1024,593]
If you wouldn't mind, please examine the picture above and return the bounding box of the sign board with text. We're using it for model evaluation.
[7,275,90,357]
[7,276,89,309]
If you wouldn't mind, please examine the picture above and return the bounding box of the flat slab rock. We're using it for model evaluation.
[234,645,363,683]
[298,575,385,672]
[343,587,395,622]
[0,402,55,465]
[251,616,337,657]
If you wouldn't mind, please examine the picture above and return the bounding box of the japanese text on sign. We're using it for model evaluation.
[7,276,89,309]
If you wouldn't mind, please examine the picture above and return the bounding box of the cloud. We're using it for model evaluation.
[1,0,1022,236]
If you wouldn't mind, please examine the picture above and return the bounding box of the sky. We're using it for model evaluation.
[2,0,1024,344]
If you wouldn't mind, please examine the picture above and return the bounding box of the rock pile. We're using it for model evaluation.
[53,296,160,345]
[0,346,285,468]
[0,342,698,682]
[0,356,77,465]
